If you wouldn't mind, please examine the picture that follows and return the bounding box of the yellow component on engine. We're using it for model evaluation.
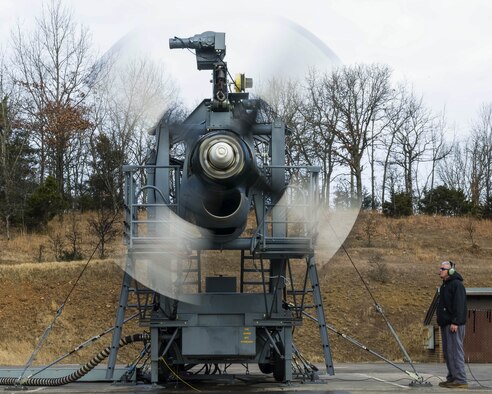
[234,73,253,92]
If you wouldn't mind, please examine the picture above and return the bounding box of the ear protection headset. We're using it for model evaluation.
[448,261,455,275]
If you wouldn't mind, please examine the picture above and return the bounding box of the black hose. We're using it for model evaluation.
[0,333,150,387]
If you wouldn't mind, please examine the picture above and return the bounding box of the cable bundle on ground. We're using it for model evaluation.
[0,333,150,387]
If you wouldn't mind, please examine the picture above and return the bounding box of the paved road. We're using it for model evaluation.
[1,363,491,393]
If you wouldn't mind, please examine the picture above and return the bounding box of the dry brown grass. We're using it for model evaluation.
[0,212,491,366]
[0,259,142,365]
[0,212,125,264]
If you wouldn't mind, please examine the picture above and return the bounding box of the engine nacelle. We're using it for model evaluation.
[180,128,259,241]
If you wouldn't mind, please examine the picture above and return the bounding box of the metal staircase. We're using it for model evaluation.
[240,251,270,292]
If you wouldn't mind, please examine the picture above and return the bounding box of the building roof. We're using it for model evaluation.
[423,287,492,325]
[465,288,492,296]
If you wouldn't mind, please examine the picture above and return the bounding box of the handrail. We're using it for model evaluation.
[123,164,320,251]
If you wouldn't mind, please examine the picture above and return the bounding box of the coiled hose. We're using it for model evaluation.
[0,333,150,387]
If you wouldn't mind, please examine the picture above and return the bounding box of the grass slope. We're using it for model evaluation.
[0,213,490,366]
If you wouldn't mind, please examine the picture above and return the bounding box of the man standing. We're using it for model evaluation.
[437,261,468,389]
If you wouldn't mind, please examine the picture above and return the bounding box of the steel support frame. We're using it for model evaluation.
[106,119,335,384]
[105,269,132,380]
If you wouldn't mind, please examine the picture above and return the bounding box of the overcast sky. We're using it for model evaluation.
[1,0,491,137]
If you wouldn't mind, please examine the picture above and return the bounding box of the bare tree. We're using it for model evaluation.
[420,112,452,200]
[256,77,301,128]
[392,92,434,199]
[254,77,306,167]
[0,62,14,238]
[468,104,492,206]
[65,210,84,260]
[438,104,492,207]
[380,89,451,211]
[324,64,392,202]
[10,0,96,199]
[379,84,411,205]
[90,56,177,209]
[0,53,35,238]
[437,140,468,192]
[253,76,322,199]
[299,69,339,203]
[88,209,118,259]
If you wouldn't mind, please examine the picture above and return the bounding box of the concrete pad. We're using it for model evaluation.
[1,363,491,393]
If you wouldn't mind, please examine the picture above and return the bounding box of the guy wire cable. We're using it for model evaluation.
[324,213,426,384]
[25,312,139,381]
[15,209,121,386]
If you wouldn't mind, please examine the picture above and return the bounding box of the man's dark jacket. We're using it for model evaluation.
[436,272,467,327]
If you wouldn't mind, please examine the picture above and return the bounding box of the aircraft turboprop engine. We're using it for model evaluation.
[180,128,259,241]
[160,31,277,243]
